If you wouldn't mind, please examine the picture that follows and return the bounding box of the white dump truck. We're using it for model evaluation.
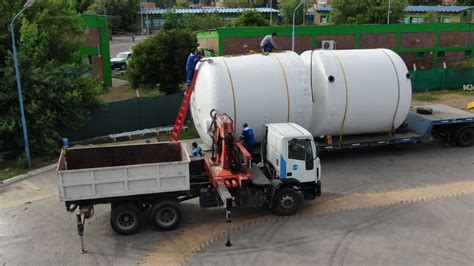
[58,118,321,251]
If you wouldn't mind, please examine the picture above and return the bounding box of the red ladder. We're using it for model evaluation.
[169,70,199,141]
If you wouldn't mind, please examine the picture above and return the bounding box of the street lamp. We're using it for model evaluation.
[10,0,35,168]
[292,0,304,51]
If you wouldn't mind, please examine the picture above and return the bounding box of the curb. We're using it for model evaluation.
[0,163,56,186]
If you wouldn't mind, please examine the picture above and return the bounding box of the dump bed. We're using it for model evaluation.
[57,142,190,203]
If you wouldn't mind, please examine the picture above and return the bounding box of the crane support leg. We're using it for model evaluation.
[216,183,233,247]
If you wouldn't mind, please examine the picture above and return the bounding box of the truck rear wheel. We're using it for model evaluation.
[150,200,181,230]
[456,127,474,147]
[110,203,141,235]
[273,188,302,216]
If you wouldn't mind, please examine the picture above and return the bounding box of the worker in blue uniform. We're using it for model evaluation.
[191,141,203,157]
[186,48,201,86]
[240,123,256,157]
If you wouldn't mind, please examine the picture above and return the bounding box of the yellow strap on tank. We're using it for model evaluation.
[380,49,401,141]
[333,53,349,148]
[221,57,238,132]
[271,54,291,122]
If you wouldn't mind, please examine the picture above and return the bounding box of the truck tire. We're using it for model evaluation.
[272,187,302,216]
[150,200,181,230]
[110,203,141,235]
[456,127,474,147]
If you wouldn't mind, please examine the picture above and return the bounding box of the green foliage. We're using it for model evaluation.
[451,59,474,70]
[126,29,198,94]
[279,0,305,24]
[0,0,102,156]
[410,0,440,5]
[74,0,94,12]
[455,0,473,5]
[224,0,265,7]
[16,153,28,169]
[162,10,225,32]
[424,11,440,23]
[151,0,176,8]
[330,0,407,24]
[234,10,269,26]
[175,0,189,8]
[87,0,139,31]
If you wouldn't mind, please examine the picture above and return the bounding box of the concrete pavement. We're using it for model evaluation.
[0,142,473,265]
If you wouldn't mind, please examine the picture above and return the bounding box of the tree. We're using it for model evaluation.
[0,0,102,156]
[279,0,305,24]
[87,0,139,31]
[162,11,225,32]
[424,11,440,23]
[455,0,473,5]
[175,0,189,7]
[410,0,440,5]
[330,0,407,24]
[234,10,269,26]
[74,0,94,12]
[126,30,198,94]
[224,0,265,7]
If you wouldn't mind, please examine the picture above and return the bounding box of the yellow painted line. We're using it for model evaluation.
[140,180,474,266]
[0,192,58,210]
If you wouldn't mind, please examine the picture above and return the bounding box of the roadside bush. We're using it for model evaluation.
[126,29,198,94]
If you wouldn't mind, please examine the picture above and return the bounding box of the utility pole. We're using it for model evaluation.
[387,0,391,24]
[140,0,144,36]
[145,0,149,36]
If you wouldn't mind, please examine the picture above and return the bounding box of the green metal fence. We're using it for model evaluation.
[411,67,474,92]
[62,93,184,141]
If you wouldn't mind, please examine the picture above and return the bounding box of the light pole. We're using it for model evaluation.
[140,0,144,36]
[387,0,391,24]
[10,0,35,169]
[292,0,304,51]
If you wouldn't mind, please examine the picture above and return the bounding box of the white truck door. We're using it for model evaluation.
[282,138,317,183]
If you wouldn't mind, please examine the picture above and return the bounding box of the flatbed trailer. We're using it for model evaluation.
[317,104,474,151]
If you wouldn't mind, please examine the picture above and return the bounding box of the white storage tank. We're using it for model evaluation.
[190,52,313,146]
[300,49,412,136]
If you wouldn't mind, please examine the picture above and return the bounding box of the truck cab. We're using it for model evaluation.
[261,123,321,203]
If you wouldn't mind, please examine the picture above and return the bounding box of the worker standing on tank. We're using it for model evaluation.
[191,141,203,157]
[240,123,256,157]
[186,48,201,86]
[260,32,278,53]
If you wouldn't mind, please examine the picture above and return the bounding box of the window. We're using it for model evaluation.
[465,50,472,57]
[437,51,445,58]
[411,17,423,24]
[442,17,451,23]
[288,139,306,161]
[416,52,425,59]
[320,15,328,24]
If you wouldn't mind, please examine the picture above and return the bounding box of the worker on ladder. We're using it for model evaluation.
[186,48,202,86]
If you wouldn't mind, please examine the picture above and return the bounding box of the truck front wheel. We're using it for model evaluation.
[150,200,181,230]
[456,127,474,147]
[273,188,302,216]
[110,203,141,235]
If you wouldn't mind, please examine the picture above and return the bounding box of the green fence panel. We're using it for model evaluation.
[411,68,474,92]
[62,93,184,141]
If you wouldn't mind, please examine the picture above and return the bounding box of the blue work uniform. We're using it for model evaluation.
[192,145,203,157]
[186,52,201,85]
[240,127,256,156]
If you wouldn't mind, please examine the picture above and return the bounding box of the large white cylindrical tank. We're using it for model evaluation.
[300,49,412,136]
[190,52,313,146]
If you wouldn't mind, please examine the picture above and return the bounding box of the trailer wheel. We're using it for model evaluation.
[110,203,141,235]
[273,188,302,216]
[456,127,474,147]
[150,200,181,230]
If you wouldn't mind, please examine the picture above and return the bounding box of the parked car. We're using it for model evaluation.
[111,51,132,70]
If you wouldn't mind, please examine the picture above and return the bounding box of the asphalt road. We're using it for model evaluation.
[0,142,473,265]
